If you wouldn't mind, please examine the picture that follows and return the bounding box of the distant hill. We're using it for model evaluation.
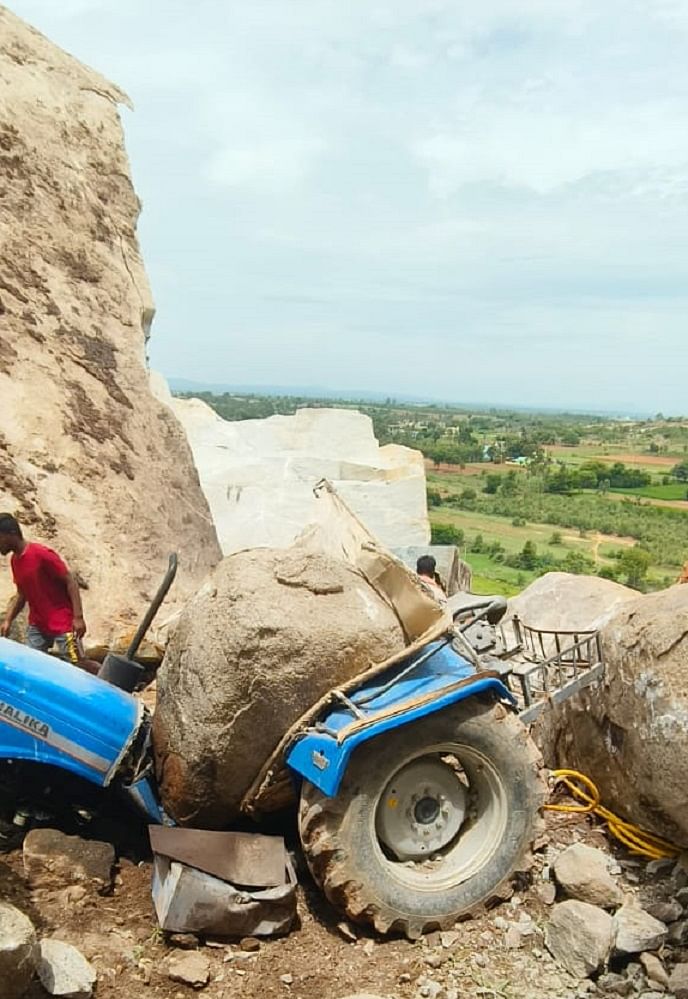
[167,379,431,405]
[166,378,651,419]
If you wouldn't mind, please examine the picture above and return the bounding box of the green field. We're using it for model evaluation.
[430,500,678,597]
[612,484,688,501]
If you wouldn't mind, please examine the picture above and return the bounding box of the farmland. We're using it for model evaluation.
[182,390,688,596]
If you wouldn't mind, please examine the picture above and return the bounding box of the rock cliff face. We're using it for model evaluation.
[0,7,220,645]
[152,376,431,554]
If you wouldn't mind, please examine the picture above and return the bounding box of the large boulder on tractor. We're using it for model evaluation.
[535,583,688,847]
[153,547,408,826]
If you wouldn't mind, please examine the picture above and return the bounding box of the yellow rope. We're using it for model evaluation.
[545,768,680,861]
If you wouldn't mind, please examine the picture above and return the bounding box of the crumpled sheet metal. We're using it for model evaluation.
[152,854,297,937]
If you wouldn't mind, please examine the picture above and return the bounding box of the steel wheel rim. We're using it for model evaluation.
[371,741,508,892]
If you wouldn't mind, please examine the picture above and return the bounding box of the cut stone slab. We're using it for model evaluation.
[153,387,432,555]
[166,950,210,989]
[669,963,688,999]
[37,939,96,998]
[0,902,39,999]
[553,843,623,909]
[23,829,114,893]
[614,900,667,955]
[545,899,614,979]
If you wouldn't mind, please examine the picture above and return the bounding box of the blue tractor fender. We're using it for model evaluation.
[286,640,514,798]
[0,637,145,788]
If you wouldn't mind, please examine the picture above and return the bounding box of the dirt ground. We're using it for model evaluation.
[0,810,666,999]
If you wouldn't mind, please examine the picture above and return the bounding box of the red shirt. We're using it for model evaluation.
[11,543,73,634]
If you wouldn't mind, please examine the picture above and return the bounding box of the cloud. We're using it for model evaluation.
[7,0,688,412]
[204,137,327,193]
[414,100,688,197]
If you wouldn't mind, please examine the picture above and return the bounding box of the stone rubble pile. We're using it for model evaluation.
[3,817,688,998]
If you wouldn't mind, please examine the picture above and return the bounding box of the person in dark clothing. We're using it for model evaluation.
[416,554,447,603]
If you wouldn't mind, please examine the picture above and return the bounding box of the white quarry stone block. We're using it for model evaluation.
[151,377,430,554]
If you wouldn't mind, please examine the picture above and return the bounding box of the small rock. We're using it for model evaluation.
[239,937,260,953]
[553,843,623,909]
[597,972,634,996]
[38,939,97,998]
[23,829,114,894]
[166,951,211,989]
[337,922,358,942]
[169,933,198,950]
[646,859,675,877]
[637,993,666,999]
[670,963,688,999]
[418,980,443,999]
[280,973,293,985]
[537,882,557,905]
[673,863,688,889]
[646,900,683,924]
[545,900,614,978]
[363,939,375,957]
[669,918,688,944]
[62,886,88,906]
[0,902,39,999]
[424,953,443,968]
[614,899,667,955]
[640,952,669,989]
[504,926,522,950]
[440,930,459,949]
[625,961,646,989]
[494,915,509,930]
[517,914,537,936]
[676,887,688,909]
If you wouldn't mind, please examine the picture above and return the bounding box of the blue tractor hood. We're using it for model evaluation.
[0,637,143,787]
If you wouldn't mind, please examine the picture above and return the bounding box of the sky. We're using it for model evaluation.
[8,0,688,414]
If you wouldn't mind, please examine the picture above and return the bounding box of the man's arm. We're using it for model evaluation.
[65,572,86,638]
[1,588,26,637]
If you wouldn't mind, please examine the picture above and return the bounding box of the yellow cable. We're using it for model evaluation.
[545,768,679,861]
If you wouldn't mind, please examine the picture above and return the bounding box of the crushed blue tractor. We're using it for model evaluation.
[0,582,603,938]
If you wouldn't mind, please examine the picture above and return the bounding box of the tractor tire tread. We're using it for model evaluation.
[299,699,547,939]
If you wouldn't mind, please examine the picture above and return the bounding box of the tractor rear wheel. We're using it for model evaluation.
[299,696,546,938]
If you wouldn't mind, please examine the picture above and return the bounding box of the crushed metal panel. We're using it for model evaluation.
[152,855,297,937]
[148,827,286,887]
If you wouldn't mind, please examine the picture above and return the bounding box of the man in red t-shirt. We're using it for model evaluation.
[0,513,89,666]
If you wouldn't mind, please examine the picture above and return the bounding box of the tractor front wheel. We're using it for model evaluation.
[299,696,546,938]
